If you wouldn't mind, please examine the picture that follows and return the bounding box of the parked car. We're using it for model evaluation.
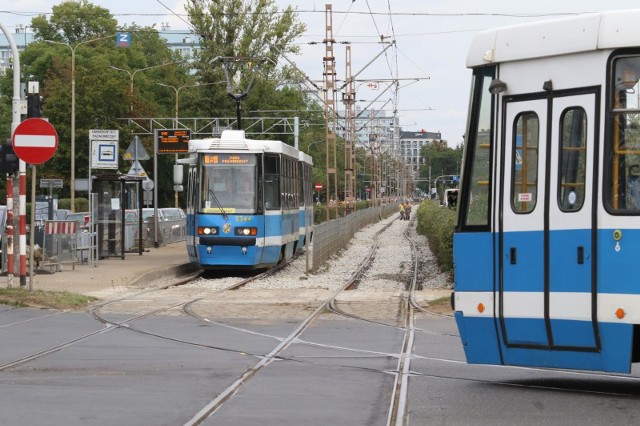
[161,207,186,221]
[142,208,167,223]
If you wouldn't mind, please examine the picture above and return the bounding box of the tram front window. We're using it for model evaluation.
[200,154,258,214]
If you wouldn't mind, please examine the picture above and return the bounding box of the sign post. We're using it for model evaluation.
[156,129,191,208]
[11,118,59,291]
[314,183,323,205]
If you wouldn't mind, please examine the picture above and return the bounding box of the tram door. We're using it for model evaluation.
[548,93,597,349]
[500,92,597,350]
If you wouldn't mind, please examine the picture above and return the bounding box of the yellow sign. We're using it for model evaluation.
[203,207,236,213]
[202,154,250,165]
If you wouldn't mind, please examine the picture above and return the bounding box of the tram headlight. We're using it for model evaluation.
[198,226,218,235]
[235,227,257,236]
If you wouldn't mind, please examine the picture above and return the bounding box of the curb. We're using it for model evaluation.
[129,262,202,288]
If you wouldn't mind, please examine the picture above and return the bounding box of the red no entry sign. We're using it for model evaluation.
[314,183,323,191]
[12,118,59,164]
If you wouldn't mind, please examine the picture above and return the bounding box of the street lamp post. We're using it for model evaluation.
[109,61,183,114]
[156,81,224,207]
[156,81,224,127]
[45,35,113,212]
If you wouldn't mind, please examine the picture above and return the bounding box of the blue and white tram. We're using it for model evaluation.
[454,9,640,373]
[183,130,310,270]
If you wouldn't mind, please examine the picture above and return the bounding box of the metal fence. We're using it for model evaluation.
[144,217,187,247]
[310,203,398,272]
[42,220,79,271]
[0,205,390,274]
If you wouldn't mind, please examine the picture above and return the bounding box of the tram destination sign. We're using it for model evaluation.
[156,129,190,154]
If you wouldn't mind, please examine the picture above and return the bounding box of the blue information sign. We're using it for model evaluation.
[116,32,130,48]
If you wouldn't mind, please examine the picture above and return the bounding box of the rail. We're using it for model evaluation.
[310,203,398,272]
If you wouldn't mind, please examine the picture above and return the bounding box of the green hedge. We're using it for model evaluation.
[57,198,90,212]
[416,200,455,275]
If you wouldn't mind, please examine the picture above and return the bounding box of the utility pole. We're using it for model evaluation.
[343,45,356,212]
[324,4,338,221]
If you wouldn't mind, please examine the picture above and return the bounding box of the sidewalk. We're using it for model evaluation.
[8,241,198,298]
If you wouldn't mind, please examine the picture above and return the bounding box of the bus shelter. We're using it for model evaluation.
[92,174,144,259]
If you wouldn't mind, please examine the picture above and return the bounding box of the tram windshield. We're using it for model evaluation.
[609,55,640,212]
[458,65,494,228]
[200,153,258,214]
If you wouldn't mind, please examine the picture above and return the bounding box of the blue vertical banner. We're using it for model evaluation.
[116,32,130,48]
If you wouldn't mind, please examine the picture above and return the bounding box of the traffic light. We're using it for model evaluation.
[27,94,41,118]
[1,140,19,175]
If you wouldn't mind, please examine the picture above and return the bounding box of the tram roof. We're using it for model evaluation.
[189,130,299,157]
[467,9,640,68]
[299,150,313,166]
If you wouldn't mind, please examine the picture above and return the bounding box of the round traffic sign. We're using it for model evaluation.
[314,183,323,191]
[142,178,155,191]
[12,118,59,164]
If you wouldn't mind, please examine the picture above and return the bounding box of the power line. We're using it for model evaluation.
[153,0,194,31]
[0,9,596,20]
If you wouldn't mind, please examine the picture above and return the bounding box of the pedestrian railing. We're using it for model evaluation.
[42,220,79,271]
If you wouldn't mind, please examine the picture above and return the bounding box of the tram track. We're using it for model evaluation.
[0,262,288,374]
[0,246,324,372]
[8,215,636,422]
[3,213,640,424]
[174,214,451,425]
[182,217,395,425]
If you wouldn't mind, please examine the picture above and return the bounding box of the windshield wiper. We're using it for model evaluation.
[208,189,229,220]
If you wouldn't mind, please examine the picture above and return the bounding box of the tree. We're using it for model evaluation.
[0,0,312,208]
[185,0,306,118]
[419,141,462,197]
[11,1,187,206]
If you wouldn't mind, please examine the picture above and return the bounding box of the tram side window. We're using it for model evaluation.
[460,67,494,227]
[298,163,305,205]
[558,108,587,211]
[264,154,281,210]
[282,158,291,209]
[608,55,640,211]
[511,112,539,214]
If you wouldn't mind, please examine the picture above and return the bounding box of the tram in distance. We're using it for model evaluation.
[453,9,640,373]
[180,130,313,270]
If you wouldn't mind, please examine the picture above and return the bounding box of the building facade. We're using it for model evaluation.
[337,106,395,149]
[399,130,441,175]
[0,26,198,75]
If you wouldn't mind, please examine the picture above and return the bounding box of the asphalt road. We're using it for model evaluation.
[1,304,639,426]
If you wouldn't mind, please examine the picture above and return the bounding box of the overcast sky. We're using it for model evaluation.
[2,0,640,145]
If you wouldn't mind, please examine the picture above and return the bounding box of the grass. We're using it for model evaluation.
[0,288,97,310]
[426,295,454,315]
[428,295,451,306]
